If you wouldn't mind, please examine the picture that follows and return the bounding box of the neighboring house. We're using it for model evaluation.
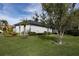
[13,20,52,34]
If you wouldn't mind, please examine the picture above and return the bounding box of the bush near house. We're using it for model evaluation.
[2,25,18,37]
[3,32,18,37]
[28,31,52,36]
[65,30,79,36]
[11,32,18,36]
[28,32,36,35]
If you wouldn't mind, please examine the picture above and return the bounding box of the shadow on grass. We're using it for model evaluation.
[19,35,29,39]
[38,35,59,44]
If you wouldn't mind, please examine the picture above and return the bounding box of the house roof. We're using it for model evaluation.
[14,20,47,27]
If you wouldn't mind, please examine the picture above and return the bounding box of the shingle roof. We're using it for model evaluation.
[14,20,46,27]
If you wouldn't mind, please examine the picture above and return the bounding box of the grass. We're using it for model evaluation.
[0,34,79,56]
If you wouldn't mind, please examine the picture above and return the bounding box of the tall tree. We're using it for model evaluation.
[42,3,76,44]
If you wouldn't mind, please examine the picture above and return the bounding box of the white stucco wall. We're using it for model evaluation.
[14,25,52,33]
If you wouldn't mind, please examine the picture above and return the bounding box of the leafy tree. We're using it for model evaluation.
[33,12,39,22]
[0,19,8,32]
[1,19,8,26]
[42,3,76,44]
[71,9,79,30]
[40,10,50,33]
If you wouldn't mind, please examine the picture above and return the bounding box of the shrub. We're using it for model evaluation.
[28,31,52,36]
[65,30,79,36]
[28,32,36,35]
[36,33,44,35]
[3,32,18,37]
[43,31,52,35]
[11,32,18,36]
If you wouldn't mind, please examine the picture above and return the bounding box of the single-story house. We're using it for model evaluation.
[13,20,52,34]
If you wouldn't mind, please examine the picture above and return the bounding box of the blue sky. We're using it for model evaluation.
[0,3,79,25]
[0,3,42,25]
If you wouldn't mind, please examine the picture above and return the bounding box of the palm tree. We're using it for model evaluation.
[21,18,27,36]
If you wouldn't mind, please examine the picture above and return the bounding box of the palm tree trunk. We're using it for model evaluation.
[24,25,26,36]
[47,28,49,35]
[14,26,16,32]
[47,28,49,33]
[19,25,21,36]
[29,25,31,32]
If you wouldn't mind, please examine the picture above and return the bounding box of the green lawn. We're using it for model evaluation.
[0,35,79,56]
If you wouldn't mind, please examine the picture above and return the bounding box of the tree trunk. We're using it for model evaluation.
[59,33,63,45]
[24,26,26,36]
[29,25,31,32]
[52,28,53,33]
[57,31,64,45]
[14,26,16,32]
[47,28,49,33]
[19,25,21,36]
[47,28,49,35]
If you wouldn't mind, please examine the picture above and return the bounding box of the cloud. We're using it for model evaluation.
[0,3,79,25]
[75,3,79,9]
[0,13,19,25]
[0,4,16,17]
[0,3,42,25]
[23,3,42,14]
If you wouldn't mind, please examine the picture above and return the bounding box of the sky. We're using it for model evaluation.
[0,3,79,25]
[0,3,42,25]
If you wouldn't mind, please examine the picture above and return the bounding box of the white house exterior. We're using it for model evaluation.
[13,20,53,34]
[14,25,52,33]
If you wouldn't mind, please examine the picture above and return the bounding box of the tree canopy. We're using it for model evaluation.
[41,3,76,44]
